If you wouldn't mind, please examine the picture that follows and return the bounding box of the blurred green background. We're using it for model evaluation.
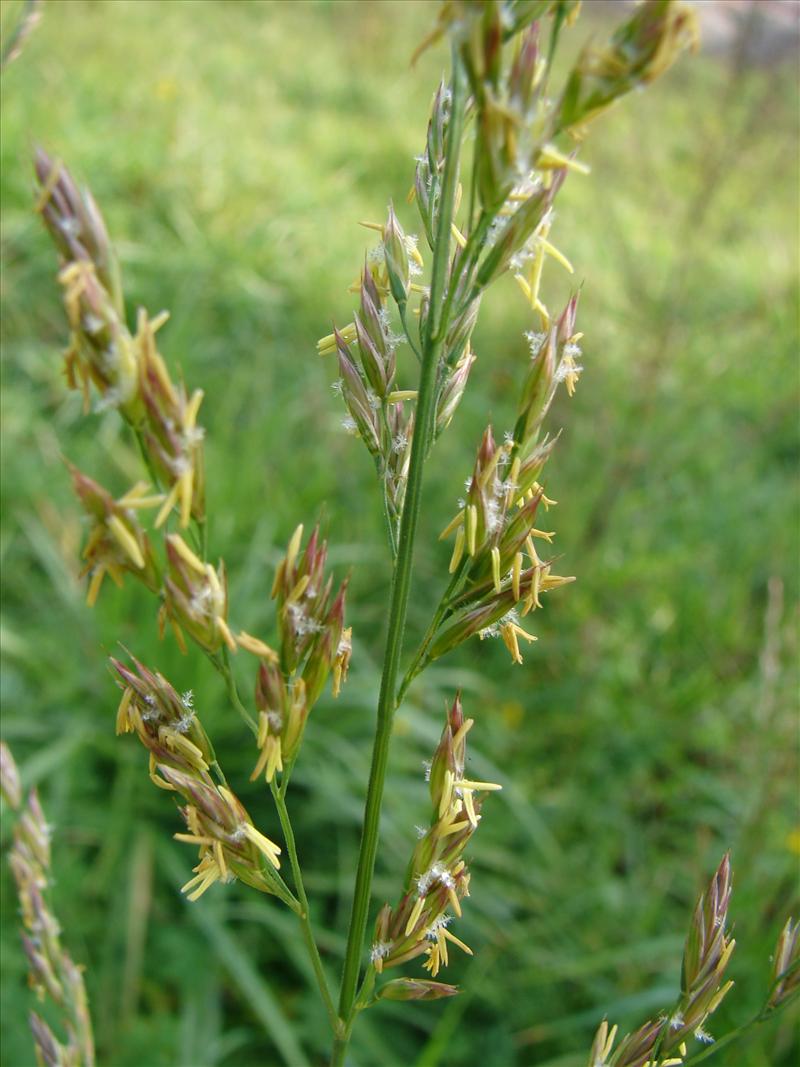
[1,1,798,1065]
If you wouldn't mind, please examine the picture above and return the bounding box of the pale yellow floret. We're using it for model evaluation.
[405,894,426,936]
[168,533,206,574]
[160,729,208,771]
[106,515,145,568]
[538,144,591,174]
[437,927,449,968]
[500,619,537,663]
[512,552,523,600]
[449,525,465,573]
[461,788,478,828]
[149,761,176,791]
[451,223,467,249]
[149,310,170,333]
[707,979,735,1014]
[115,687,134,734]
[526,244,546,311]
[249,734,284,783]
[285,524,304,573]
[478,445,505,490]
[184,389,204,431]
[539,573,576,592]
[439,509,464,541]
[240,821,282,868]
[178,468,194,528]
[270,562,284,599]
[539,237,574,274]
[438,769,454,819]
[317,322,357,355]
[451,717,474,749]
[466,505,477,556]
[268,736,284,781]
[237,632,279,662]
[386,390,418,403]
[86,567,106,607]
[216,617,237,652]
[719,938,736,972]
[286,573,311,606]
[213,840,228,881]
[516,273,535,303]
[118,482,165,510]
[174,832,216,846]
[443,928,473,955]
[454,779,503,792]
[439,818,471,837]
[106,562,125,587]
[182,856,223,901]
[423,945,442,977]
[532,482,557,508]
[491,546,502,593]
[447,886,462,917]
[155,480,181,528]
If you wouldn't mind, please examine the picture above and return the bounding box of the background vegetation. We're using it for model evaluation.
[1,1,797,1065]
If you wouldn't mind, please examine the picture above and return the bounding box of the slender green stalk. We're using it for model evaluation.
[396,566,464,703]
[332,51,468,1057]
[213,647,258,736]
[270,779,339,1031]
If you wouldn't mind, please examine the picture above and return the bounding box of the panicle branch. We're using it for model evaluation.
[4,743,95,1067]
[111,655,294,906]
[368,694,500,995]
[240,524,351,786]
[35,150,206,531]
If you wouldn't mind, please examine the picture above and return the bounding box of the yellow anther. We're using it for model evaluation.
[491,546,502,593]
[285,525,304,573]
[466,505,478,556]
[405,894,425,936]
[439,509,464,541]
[106,515,144,568]
[512,552,522,601]
[538,144,591,174]
[443,928,473,955]
[449,526,465,573]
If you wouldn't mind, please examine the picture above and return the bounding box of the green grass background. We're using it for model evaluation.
[1,1,798,1065]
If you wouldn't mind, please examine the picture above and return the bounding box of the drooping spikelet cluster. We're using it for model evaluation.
[589,854,736,1067]
[36,150,206,532]
[159,533,235,655]
[242,524,351,784]
[431,297,580,666]
[369,695,500,984]
[318,218,421,537]
[112,656,287,903]
[3,743,95,1067]
[67,464,162,606]
[36,151,353,914]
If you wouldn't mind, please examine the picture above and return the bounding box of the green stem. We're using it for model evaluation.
[398,301,422,363]
[396,566,463,704]
[332,50,467,1055]
[209,647,258,736]
[379,401,399,560]
[270,779,339,1032]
